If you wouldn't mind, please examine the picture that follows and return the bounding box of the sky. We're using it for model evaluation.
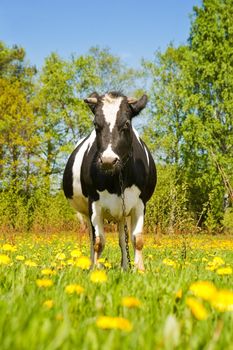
[1,0,202,69]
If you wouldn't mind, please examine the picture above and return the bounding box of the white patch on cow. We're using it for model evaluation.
[102,95,123,132]
[131,199,144,237]
[133,127,142,146]
[143,144,150,165]
[96,185,141,220]
[91,201,104,238]
[71,130,96,215]
[133,127,150,165]
[101,144,119,161]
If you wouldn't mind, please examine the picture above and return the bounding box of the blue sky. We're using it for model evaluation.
[1,0,202,69]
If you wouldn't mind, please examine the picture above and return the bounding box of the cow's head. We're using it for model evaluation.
[84,91,148,173]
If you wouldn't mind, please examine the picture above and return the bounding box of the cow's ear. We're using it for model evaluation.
[84,92,99,114]
[128,94,148,117]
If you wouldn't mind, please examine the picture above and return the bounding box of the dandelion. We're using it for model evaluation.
[41,268,56,276]
[206,256,225,271]
[189,281,217,301]
[65,284,84,295]
[162,258,177,268]
[43,300,54,309]
[90,270,107,283]
[121,296,141,308]
[55,253,66,260]
[36,279,53,288]
[70,249,81,258]
[186,297,208,320]
[0,254,11,265]
[76,256,91,270]
[16,255,25,261]
[2,244,17,252]
[96,316,133,332]
[216,267,232,275]
[211,290,233,312]
[175,289,183,300]
[25,260,38,267]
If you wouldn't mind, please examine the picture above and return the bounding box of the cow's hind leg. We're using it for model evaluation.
[131,200,145,271]
[118,217,131,270]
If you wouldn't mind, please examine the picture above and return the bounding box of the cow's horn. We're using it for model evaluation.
[85,97,98,104]
[127,97,138,104]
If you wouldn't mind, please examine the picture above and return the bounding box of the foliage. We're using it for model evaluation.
[143,0,233,231]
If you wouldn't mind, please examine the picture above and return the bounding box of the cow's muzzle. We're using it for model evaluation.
[100,154,120,171]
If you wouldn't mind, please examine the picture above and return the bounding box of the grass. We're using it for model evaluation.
[0,232,233,350]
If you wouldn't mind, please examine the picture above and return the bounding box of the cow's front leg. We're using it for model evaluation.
[89,200,105,266]
[131,200,145,271]
[118,217,131,270]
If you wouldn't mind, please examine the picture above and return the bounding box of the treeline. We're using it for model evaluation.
[0,0,233,233]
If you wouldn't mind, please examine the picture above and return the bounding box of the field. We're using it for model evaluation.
[0,232,233,350]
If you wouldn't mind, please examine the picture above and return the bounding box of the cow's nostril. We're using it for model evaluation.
[112,158,119,165]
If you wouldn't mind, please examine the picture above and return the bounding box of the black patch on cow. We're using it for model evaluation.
[62,135,89,199]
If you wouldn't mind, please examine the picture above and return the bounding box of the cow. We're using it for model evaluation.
[63,91,156,270]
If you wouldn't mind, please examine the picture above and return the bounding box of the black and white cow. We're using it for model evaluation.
[63,92,156,270]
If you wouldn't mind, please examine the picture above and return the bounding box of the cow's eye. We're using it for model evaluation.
[122,120,130,131]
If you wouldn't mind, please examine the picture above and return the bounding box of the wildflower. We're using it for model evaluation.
[55,253,66,260]
[121,296,141,308]
[162,258,177,268]
[211,290,233,312]
[70,249,81,258]
[175,289,182,300]
[65,284,84,295]
[96,316,133,332]
[76,256,91,270]
[41,268,56,276]
[43,300,54,309]
[216,267,232,275]
[2,244,16,252]
[90,270,107,283]
[25,260,38,267]
[0,254,11,265]
[189,281,217,301]
[186,297,208,320]
[16,255,25,261]
[36,279,53,288]
[206,257,225,271]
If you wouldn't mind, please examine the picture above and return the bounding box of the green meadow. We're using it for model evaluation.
[0,233,233,350]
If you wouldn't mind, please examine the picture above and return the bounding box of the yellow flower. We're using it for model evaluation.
[216,267,232,275]
[206,257,225,271]
[43,299,54,309]
[211,290,233,312]
[189,281,217,301]
[175,289,183,300]
[162,258,177,268]
[16,255,25,261]
[0,254,11,265]
[121,296,141,308]
[90,270,107,283]
[65,284,84,295]
[2,244,16,252]
[186,297,208,320]
[36,279,53,288]
[55,253,66,260]
[96,316,133,332]
[76,256,91,270]
[41,268,56,276]
[25,260,38,267]
[70,249,81,258]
